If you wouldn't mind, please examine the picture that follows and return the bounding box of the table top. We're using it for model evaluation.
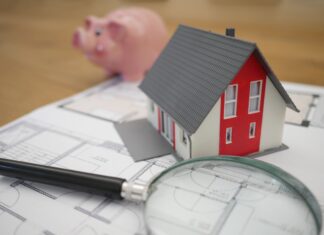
[0,0,323,126]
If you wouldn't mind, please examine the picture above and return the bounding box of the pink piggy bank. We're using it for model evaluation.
[72,7,168,81]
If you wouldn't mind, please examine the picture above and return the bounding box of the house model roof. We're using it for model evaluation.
[139,25,299,135]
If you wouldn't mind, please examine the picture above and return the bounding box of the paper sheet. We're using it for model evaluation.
[0,79,323,234]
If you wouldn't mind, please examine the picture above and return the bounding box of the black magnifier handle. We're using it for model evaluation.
[0,158,128,199]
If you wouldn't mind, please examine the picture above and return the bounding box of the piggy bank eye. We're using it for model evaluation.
[95,29,102,36]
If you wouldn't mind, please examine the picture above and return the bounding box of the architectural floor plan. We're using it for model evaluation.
[146,163,317,235]
[0,79,323,235]
[0,106,177,235]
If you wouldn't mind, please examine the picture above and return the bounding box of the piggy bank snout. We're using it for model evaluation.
[94,43,107,56]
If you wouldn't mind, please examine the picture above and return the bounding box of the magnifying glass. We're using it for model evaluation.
[0,156,322,235]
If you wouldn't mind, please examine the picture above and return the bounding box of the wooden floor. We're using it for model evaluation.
[0,0,324,125]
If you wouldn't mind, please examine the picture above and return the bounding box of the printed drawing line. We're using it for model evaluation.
[74,196,109,218]
[0,204,26,222]
[285,91,324,128]
[210,184,246,235]
[127,162,154,182]
[47,142,87,166]
[0,183,20,207]
[0,123,42,151]
[74,206,93,217]
[43,230,55,235]
[59,107,119,124]
[99,140,126,154]
[91,214,111,225]
[303,94,320,127]
[20,182,57,200]
[10,180,24,188]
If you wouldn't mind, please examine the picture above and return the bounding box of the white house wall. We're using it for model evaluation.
[147,99,191,160]
[260,77,286,151]
[190,100,221,158]
[174,123,191,160]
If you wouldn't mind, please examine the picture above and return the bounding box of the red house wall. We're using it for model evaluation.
[219,52,267,156]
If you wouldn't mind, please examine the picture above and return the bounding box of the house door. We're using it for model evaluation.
[160,110,175,147]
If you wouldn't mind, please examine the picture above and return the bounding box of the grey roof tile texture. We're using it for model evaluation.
[139,25,298,135]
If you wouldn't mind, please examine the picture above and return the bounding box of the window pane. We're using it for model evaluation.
[226,86,236,101]
[225,102,235,117]
[165,115,169,137]
[168,117,173,141]
[249,97,259,112]
[250,81,261,96]
[182,130,187,144]
[226,128,232,144]
[249,123,256,138]
[161,111,165,133]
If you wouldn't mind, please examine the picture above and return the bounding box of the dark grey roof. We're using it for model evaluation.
[139,25,298,135]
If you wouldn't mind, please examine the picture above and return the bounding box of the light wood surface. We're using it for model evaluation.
[0,0,323,126]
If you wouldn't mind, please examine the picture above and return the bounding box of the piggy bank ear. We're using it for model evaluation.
[84,16,97,29]
[107,21,126,42]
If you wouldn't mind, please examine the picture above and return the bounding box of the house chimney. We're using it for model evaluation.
[226,28,235,37]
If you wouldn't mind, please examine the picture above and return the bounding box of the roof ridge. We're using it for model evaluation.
[178,24,257,48]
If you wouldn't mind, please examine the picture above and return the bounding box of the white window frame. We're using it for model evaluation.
[249,122,256,138]
[182,130,187,145]
[161,110,174,144]
[161,110,165,134]
[225,127,232,144]
[248,80,262,114]
[224,84,238,119]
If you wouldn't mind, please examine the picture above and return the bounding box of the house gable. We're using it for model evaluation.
[219,52,267,155]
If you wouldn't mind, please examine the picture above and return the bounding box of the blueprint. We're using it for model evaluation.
[146,161,317,235]
[0,105,177,235]
[0,78,323,234]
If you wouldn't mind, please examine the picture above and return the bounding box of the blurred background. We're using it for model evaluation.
[0,0,323,125]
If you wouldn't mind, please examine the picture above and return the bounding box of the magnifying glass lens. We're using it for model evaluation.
[144,158,319,235]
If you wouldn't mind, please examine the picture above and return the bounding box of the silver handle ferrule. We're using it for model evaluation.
[121,182,147,202]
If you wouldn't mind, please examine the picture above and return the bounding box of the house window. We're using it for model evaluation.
[161,110,165,133]
[249,122,256,138]
[226,127,232,144]
[160,110,174,143]
[150,100,155,112]
[224,84,238,118]
[249,81,262,113]
[182,130,187,145]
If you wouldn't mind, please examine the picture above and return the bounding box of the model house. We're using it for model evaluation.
[139,25,299,159]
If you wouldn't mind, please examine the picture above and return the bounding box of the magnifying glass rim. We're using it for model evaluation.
[146,155,322,233]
